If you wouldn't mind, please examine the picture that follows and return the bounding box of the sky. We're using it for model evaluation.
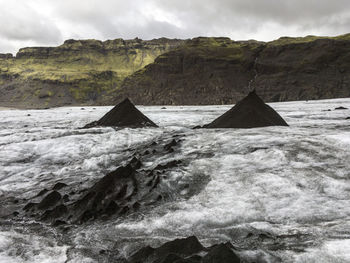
[0,0,350,54]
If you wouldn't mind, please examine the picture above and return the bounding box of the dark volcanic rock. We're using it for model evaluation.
[128,236,242,263]
[203,90,288,128]
[128,246,155,263]
[37,191,61,210]
[72,163,137,223]
[52,182,67,190]
[160,253,182,263]
[334,106,348,110]
[17,135,211,233]
[36,189,49,197]
[202,243,240,263]
[41,204,68,220]
[20,137,188,224]
[84,98,157,128]
[129,236,204,263]
[155,236,204,259]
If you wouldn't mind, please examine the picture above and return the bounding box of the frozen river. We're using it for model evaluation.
[0,98,350,262]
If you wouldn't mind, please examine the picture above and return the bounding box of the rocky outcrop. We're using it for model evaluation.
[127,236,240,263]
[116,34,350,105]
[0,38,184,108]
[202,90,288,128]
[19,136,190,225]
[84,98,157,128]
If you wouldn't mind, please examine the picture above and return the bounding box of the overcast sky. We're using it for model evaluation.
[1,0,349,54]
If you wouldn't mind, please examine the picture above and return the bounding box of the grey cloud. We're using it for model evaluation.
[1,0,350,53]
[0,1,62,45]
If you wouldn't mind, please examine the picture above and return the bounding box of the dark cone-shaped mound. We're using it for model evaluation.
[203,90,288,128]
[84,98,158,128]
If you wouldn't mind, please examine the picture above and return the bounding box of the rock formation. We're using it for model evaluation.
[84,98,157,128]
[127,236,241,263]
[203,90,288,128]
[19,136,189,225]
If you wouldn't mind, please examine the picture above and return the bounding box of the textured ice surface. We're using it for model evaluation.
[0,98,350,262]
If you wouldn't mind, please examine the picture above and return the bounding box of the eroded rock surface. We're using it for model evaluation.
[19,135,199,225]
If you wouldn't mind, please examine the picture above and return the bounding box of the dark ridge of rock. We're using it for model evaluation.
[36,189,48,197]
[160,253,182,263]
[164,139,178,151]
[41,204,68,220]
[346,117,350,120]
[84,98,158,128]
[72,163,137,223]
[155,236,204,259]
[202,243,240,263]
[154,160,182,171]
[52,182,68,190]
[128,236,241,263]
[20,136,192,225]
[0,53,13,59]
[129,236,204,263]
[23,202,37,211]
[37,191,61,210]
[128,246,155,263]
[203,90,289,128]
[335,106,349,110]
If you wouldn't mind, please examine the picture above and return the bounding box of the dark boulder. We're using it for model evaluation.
[203,90,288,128]
[84,98,158,128]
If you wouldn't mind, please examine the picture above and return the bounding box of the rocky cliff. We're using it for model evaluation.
[117,34,350,105]
[0,38,184,108]
[0,34,349,108]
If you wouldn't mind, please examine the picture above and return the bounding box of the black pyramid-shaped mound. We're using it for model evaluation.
[203,90,288,128]
[84,98,158,128]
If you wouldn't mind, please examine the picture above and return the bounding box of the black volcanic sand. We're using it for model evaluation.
[203,90,288,128]
[84,98,158,128]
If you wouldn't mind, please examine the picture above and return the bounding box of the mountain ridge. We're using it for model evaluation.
[0,34,349,108]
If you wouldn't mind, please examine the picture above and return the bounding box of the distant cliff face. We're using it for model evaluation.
[0,35,349,108]
[0,38,184,108]
[116,34,350,105]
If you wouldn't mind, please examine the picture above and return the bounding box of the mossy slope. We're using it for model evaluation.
[0,38,184,108]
